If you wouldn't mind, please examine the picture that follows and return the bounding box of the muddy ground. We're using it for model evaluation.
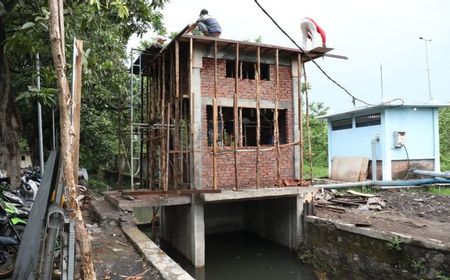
[315,190,450,244]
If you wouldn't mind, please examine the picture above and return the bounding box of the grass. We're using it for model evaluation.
[303,166,328,179]
[426,186,450,196]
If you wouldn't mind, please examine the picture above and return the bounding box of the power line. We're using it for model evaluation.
[254,0,400,108]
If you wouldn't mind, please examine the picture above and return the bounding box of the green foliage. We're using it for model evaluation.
[15,86,57,107]
[386,236,402,252]
[298,249,313,263]
[254,36,262,43]
[7,0,167,170]
[436,272,450,280]
[410,259,425,273]
[439,108,450,171]
[426,186,450,196]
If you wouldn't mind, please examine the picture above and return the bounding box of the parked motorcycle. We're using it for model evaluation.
[0,202,22,278]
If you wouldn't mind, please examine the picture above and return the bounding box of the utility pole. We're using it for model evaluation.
[36,54,44,175]
[419,37,432,100]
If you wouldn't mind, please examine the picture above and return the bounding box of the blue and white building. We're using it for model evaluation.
[320,104,448,180]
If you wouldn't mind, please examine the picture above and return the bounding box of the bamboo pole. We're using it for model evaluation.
[275,49,281,187]
[234,43,239,189]
[256,47,261,189]
[213,41,218,190]
[297,54,304,185]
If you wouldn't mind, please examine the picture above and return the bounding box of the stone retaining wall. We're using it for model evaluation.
[301,216,450,280]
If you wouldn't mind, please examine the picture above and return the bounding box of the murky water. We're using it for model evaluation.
[160,231,317,280]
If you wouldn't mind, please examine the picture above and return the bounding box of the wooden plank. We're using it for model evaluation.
[330,156,369,182]
[121,189,221,196]
[308,47,334,54]
[71,39,83,184]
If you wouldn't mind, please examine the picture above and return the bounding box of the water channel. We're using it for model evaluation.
[159,231,317,280]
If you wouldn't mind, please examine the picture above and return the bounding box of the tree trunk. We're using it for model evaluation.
[0,14,21,187]
[47,0,96,278]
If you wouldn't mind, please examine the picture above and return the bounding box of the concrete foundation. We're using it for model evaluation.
[160,187,312,267]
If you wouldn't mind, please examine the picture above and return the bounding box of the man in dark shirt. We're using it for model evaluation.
[197,9,222,38]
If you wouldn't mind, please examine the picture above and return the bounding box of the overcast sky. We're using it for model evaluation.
[130,0,450,113]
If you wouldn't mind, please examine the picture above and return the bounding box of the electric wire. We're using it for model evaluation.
[402,144,411,179]
[254,0,404,108]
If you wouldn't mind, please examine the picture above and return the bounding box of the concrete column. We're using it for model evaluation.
[161,203,205,268]
[432,108,440,172]
[191,47,204,189]
[190,202,205,267]
[292,195,305,247]
[291,58,300,179]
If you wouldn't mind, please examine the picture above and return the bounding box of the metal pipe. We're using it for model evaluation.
[130,49,134,189]
[317,177,450,189]
[412,169,450,178]
[371,135,380,181]
[318,181,373,189]
[36,54,44,175]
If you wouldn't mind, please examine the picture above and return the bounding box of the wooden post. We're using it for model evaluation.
[275,49,281,187]
[165,106,171,191]
[174,40,180,189]
[297,54,304,186]
[256,47,261,189]
[239,108,243,146]
[71,39,83,185]
[189,37,194,189]
[303,65,313,180]
[234,43,239,189]
[213,41,218,190]
[161,55,166,190]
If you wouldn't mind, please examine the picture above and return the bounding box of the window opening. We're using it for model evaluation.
[331,118,352,131]
[207,106,287,147]
[225,60,270,81]
[355,113,381,127]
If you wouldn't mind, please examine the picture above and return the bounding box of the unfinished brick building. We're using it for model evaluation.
[130,27,335,190]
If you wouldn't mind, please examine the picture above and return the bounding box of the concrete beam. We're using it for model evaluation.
[202,96,291,109]
[122,226,194,280]
[202,187,315,202]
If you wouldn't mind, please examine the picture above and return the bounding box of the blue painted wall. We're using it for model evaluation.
[326,106,440,180]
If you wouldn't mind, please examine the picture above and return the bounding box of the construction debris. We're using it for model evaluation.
[311,189,386,214]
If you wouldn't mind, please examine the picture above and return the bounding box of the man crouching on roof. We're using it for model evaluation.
[197,9,222,38]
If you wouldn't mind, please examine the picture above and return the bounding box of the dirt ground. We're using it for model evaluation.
[315,190,450,244]
[80,196,162,280]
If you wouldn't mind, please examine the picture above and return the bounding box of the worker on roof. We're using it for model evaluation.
[197,9,222,38]
[300,17,326,50]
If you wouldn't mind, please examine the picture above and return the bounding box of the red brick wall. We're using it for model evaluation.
[200,57,295,189]
[391,159,434,179]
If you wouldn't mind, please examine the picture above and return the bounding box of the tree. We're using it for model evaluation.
[439,108,450,171]
[0,1,23,186]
